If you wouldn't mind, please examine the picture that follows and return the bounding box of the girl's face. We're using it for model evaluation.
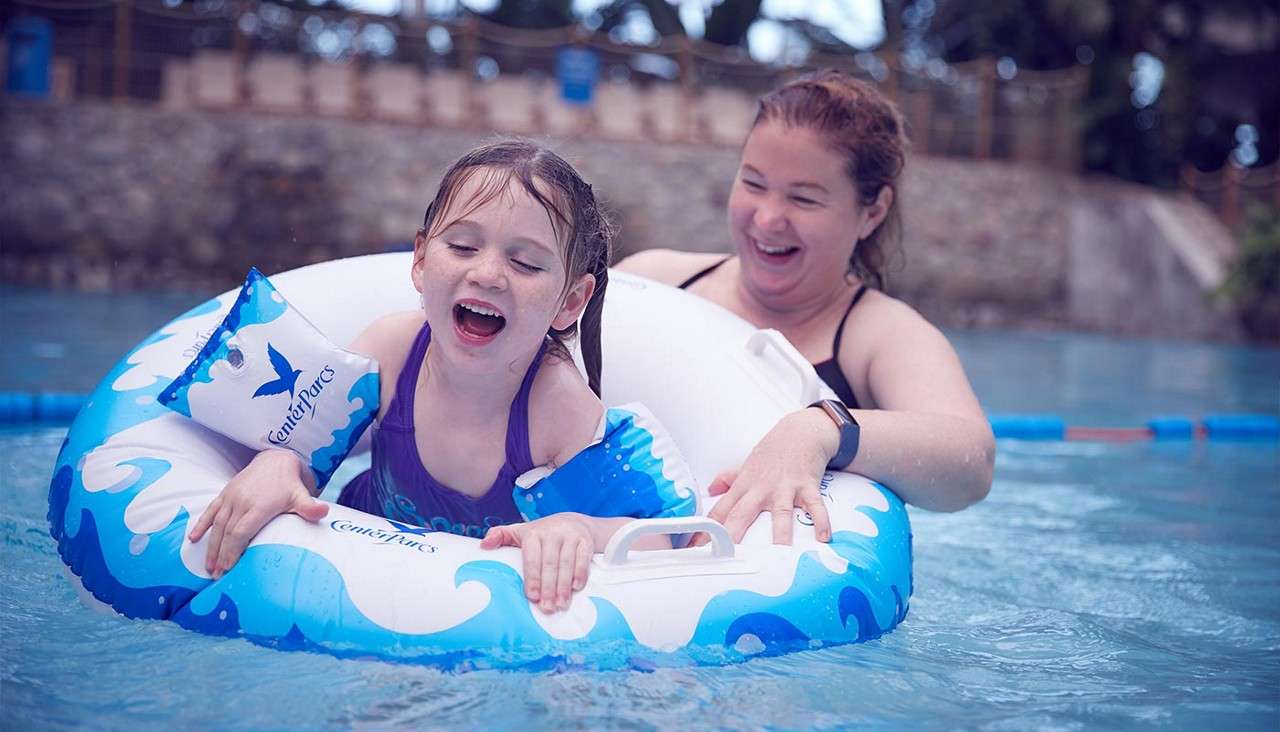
[727,121,890,305]
[412,170,594,371]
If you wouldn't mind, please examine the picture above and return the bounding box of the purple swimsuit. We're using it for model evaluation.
[337,321,544,537]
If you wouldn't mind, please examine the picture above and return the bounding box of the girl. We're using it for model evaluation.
[190,140,662,614]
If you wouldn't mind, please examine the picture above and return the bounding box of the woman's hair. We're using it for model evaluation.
[753,69,908,290]
[419,140,613,396]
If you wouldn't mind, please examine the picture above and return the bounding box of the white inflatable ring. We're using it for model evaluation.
[48,254,912,669]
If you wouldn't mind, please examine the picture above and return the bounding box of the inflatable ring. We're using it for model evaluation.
[48,254,912,669]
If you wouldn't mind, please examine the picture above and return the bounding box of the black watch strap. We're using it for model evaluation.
[809,399,860,470]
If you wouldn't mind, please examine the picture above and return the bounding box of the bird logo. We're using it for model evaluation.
[386,519,432,536]
[252,343,303,399]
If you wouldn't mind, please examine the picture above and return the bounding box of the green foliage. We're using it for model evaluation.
[1219,205,1280,341]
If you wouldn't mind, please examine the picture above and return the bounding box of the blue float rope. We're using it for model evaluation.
[988,414,1280,441]
[2,390,1277,441]
[0,392,89,424]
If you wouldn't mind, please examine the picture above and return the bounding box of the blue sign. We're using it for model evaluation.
[5,15,53,98]
[557,46,599,106]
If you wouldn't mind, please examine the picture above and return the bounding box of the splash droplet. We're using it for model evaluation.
[129,534,150,555]
[734,633,765,655]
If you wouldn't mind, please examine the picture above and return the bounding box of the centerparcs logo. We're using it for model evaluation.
[329,517,440,553]
[252,342,338,446]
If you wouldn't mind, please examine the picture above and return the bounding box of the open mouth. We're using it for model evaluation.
[753,238,800,260]
[453,301,506,340]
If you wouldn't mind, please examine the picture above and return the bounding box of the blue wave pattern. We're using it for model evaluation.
[514,405,698,523]
[310,372,381,487]
[50,295,912,669]
[49,300,224,622]
[156,268,378,487]
[685,491,913,662]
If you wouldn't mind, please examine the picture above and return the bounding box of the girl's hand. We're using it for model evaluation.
[481,513,595,614]
[188,449,328,579]
[702,409,835,545]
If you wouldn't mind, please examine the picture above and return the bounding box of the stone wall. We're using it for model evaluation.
[0,99,1242,340]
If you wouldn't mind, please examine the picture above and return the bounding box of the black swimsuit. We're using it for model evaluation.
[676,257,867,409]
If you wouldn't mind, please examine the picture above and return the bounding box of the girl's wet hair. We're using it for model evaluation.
[754,69,907,290]
[419,140,613,396]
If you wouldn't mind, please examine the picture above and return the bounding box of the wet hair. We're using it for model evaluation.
[418,140,613,397]
[753,69,907,290]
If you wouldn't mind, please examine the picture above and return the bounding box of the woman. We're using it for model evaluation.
[618,70,994,544]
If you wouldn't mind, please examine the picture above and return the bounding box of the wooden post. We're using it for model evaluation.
[679,36,695,142]
[352,13,370,120]
[86,24,103,98]
[112,0,132,101]
[1223,164,1241,230]
[460,17,480,128]
[1180,162,1197,193]
[976,54,995,160]
[883,50,898,102]
[915,82,934,155]
[232,1,249,109]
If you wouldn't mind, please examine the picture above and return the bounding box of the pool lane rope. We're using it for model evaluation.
[3,390,1275,441]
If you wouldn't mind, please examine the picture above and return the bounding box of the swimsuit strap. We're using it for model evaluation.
[676,256,733,290]
[830,285,868,358]
[386,320,434,427]
[502,338,550,474]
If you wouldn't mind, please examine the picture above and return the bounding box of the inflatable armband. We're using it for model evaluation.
[158,268,379,487]
[514,403,699,526]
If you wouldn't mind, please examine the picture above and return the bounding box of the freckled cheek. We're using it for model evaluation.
[520,281,568,316]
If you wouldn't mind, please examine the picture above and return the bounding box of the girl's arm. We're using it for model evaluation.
[190,312,421,575]
[705,299,994,544]
[492,358,670,613]
[481,514,667,614]
[188,448,327,578]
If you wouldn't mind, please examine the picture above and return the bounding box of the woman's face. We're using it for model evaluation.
[728,120,882,306]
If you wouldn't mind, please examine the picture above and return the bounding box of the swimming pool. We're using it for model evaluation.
[3,290,1278,729]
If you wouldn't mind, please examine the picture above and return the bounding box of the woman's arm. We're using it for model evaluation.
[705,297,994,544]
[846,304,995,510]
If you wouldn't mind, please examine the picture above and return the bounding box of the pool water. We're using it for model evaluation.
[2,292,1278,729]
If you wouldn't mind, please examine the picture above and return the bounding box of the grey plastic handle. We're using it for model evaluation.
[745,329,821,404]
[600,516,734,566]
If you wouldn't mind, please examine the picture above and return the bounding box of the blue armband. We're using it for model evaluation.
[514,403,699,523]
[158,268,380,488]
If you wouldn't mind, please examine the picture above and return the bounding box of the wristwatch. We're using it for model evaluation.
[808,399,860,470]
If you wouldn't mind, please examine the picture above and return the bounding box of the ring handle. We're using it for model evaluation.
[600,516,734,566]
[745,329,821,404]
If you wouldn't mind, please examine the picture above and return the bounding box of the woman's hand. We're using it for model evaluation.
[188,449,328,579]
[702,409,836,545]
[481,513,595,614]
